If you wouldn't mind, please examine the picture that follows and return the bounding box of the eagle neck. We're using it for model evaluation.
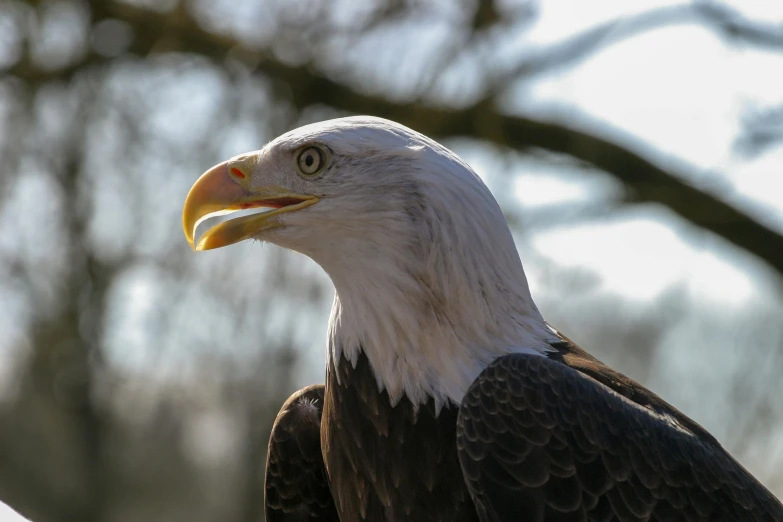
[325,254,558,411]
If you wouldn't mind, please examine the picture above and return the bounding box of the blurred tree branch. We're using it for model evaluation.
[737,103,783,157]
[696,2,783,50]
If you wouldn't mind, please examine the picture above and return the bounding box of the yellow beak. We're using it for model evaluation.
[182,160,319,251]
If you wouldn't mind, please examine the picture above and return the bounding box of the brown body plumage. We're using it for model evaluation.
[265,337,783,522]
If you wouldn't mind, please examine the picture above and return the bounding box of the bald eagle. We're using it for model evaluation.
[182,117,783,522]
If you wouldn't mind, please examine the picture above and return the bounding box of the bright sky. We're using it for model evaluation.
[494,0,783,304]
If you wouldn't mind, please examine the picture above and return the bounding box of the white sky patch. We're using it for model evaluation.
[125,278,155,349]
[522,10,783,208]
[689,250,753,303]
[728,0,783,21]
[532,215,753,303]
[514,174,592,207]
[133,64,227,148]
[529,26,739,167]
[523,0,684,44]
[103,265,163,373]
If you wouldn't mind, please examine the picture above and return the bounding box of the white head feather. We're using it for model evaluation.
[246,116,558,409]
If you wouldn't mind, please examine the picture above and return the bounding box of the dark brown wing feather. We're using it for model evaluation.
[264,385,339,522]
[456,350,783,522]
[549,337,719,445]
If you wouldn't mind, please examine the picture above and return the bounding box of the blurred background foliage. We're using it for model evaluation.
[0,0,782,520]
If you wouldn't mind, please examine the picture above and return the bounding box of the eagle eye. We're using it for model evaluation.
[297,146,325,177]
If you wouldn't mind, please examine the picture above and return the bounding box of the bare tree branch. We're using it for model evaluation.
[696,2,783,50]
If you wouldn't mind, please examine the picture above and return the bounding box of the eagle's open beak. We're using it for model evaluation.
[182,160,319,251]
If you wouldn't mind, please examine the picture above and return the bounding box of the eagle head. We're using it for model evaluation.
[182,116,556,406]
